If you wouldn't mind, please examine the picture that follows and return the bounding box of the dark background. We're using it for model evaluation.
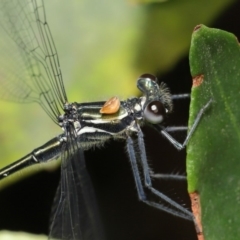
[0,1,240,240]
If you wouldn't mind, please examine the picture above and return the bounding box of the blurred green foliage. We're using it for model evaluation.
[0,231,46,240]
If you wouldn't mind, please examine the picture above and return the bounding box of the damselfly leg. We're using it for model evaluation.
[126,99,212,221]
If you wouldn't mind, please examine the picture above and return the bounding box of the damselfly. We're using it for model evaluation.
[0,1,211,239]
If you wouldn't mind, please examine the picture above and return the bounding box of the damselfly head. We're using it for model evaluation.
[137,74,173,124]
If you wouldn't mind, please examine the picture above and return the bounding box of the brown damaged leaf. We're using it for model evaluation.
[193,25,202,32]
[190,192,204,240]
[192,75,204,88]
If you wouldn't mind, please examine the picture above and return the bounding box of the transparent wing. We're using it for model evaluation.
[49,125,105,240]
[0,0,67,123]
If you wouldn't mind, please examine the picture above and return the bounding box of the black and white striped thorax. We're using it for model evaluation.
[58,74,173,150]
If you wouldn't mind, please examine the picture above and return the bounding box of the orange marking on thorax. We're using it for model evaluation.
[100,96,120,114]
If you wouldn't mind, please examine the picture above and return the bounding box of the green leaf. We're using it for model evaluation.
[187,25,240,239]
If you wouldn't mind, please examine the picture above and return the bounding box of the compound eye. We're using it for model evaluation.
[143,100,166,124]
[139,73,158,83]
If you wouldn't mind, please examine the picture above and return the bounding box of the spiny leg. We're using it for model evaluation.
[136,126,194,220]
[151,173,186,181]
[165,126,188,132]
[151,126,188,180]
[151,99,212,181]
[161,99,212,150]
[171,93,190,100]
[126,135,193,221]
